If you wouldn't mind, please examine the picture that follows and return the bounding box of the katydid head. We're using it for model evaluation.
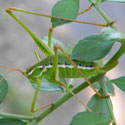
[24,66,44,86]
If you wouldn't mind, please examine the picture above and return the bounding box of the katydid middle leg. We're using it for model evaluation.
[53,45,109,98]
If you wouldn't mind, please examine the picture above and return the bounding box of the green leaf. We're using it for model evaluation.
[93,81,114,95]
[67,45,73,54]
[68,79,74,89]
[102,27,125,42]
[72,34,115,62]
[32,77,64,92]
[0,75,8,104]
[27,120,37,125]
[51,0,79,27]
[105,81,115,95]
[111,76,125,92]
[101,0,125,3]
[97,0,102,3]
[70,111,111,125]
[0,118,27,125]
[93,82,100,89]
[42,36,68,53]
[87,92,112,120]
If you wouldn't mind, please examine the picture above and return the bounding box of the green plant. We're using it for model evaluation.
[0,0,125,125]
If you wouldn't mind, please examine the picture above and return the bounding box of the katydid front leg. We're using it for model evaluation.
[30,76,54,113]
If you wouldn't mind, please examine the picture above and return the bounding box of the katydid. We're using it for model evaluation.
[0,5,115,113]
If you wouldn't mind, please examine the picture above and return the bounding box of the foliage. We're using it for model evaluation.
[0,75,8,104]
[0,0,125,125]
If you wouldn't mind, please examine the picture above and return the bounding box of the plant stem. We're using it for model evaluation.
[99,75,117,125]
[0,112,34,121]
[88,0,117,29]
[36,75,101,123]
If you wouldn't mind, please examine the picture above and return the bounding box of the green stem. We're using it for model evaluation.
[99,75,116,125]
[36,75,101,123]
[0,112,34,121]
[88,0,117,29]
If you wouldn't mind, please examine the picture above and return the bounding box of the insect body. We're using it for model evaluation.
[25,55,97,85]
[3,7,111,113]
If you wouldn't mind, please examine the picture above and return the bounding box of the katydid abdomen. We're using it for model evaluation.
[25,55,99,86]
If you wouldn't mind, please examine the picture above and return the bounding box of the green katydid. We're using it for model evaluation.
[0,5,116,113]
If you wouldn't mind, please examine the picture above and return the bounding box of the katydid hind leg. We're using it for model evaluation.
[6,7,115,29]
[6,8,54,57]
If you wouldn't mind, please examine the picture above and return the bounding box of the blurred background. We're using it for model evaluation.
[0,0,124,125]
